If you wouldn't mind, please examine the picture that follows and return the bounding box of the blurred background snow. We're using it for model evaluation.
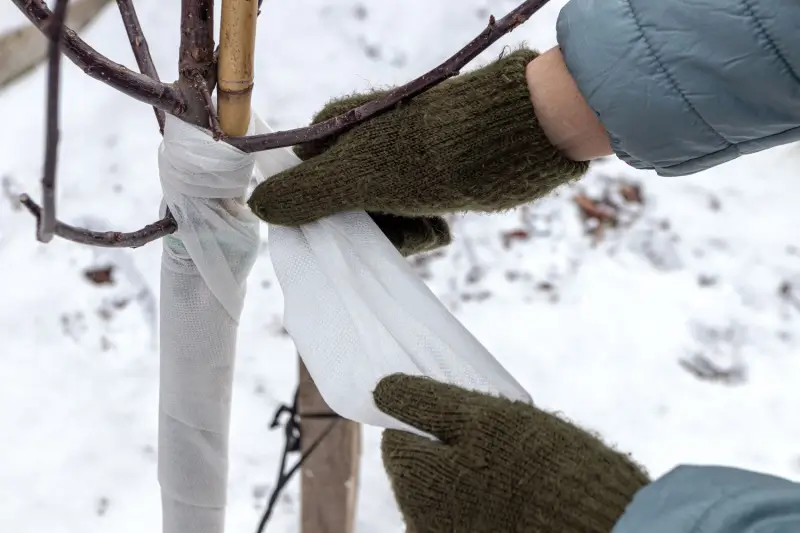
[0,1,798,532]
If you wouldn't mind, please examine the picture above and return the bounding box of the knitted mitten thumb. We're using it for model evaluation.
[373,374,650,533]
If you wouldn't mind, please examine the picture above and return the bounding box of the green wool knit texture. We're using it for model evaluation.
[248,47,589,235]
[266,89,452,256]
[373,374,650,533]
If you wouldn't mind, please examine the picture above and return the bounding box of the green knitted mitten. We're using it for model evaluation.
[248,47,588,230]
[373,374,650,533]
[283,93,451,256]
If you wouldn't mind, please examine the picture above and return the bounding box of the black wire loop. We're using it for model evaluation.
[255,386,342,533]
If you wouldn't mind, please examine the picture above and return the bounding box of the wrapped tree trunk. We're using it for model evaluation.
[158,3,259,533]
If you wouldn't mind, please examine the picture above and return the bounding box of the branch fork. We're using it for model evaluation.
[11,0,551,247]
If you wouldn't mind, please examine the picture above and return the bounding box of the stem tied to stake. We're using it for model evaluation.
[10,0,551,247]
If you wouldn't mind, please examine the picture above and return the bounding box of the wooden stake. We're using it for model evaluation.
[298,360,361,533]
[217,0,257,135]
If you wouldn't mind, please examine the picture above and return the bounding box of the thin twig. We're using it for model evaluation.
[20,194,177,248]
[36,0,70,243]
[11,0,186,115]
[193,72,225,140]
[115,0,165,133]
[227,0,551,153]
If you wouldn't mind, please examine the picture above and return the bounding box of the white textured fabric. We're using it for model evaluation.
[155,111,532,533]
[158,115,259,533]
[252,115,533,438]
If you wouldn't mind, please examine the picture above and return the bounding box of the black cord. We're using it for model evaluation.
[255,386,342,533]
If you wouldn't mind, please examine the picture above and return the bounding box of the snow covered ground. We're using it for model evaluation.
[1,1,798,532]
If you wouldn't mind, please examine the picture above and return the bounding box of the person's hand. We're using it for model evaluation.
[373,374,650,533]
[277,92,453,256]
[248,48,589,250]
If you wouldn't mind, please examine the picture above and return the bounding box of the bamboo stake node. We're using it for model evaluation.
[217,0,258,136]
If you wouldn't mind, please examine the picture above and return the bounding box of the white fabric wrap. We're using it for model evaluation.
[154,111,532,533]
[251,116,533,438]
[158,115,259,533]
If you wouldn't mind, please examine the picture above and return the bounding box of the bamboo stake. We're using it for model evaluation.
[217,0,257,135]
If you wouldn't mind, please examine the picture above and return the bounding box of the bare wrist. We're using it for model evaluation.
[526,46,612,162]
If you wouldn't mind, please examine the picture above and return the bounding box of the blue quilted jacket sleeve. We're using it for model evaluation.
[556,0,800,176]
[612,465,800,533]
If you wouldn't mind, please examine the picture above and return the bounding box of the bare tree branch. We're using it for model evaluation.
[18,0,218,249]
[17,0,222,249]
[11,0,186,116]
[20,194,177,248]
[35,0,70,243]
[14,0,549,248]
[193,72,225,140]
[19,0,180,247]
[14,0,549,152]
[227,0,551,153]
[112,0,176,240]
[115,0,165,133]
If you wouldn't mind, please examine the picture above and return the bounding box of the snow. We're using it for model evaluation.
[1,0,799,532]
